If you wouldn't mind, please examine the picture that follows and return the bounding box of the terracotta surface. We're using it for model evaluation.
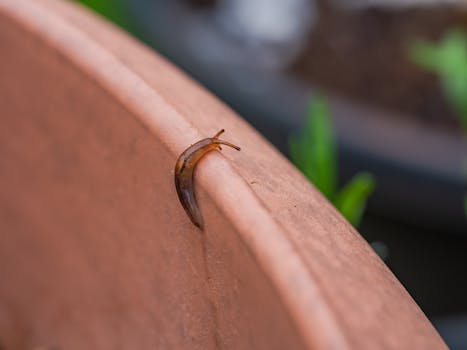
[0,0,446,349]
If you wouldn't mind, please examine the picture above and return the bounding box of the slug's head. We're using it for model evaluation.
[210,129,241,151]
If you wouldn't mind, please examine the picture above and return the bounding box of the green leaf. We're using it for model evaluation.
[78,0,131,32]
[333,173,375,227]
[409,28,467,130]
[408,40,442,72]
[290,95,375,226]
[436,29,467,77]
[289,95,337,199]
[441,76,467,129]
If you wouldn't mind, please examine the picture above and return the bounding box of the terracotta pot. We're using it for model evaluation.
[0,0,446,348]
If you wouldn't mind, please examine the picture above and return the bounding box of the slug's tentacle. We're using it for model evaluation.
[214,140,241,151]
[174,169,204,229]
[174,130,240,229]
[213,129,225,139]
[211,129,241,151]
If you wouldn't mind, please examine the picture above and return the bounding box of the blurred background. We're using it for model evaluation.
[77,0,467,347]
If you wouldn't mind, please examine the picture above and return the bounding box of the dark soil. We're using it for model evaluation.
[292,4,467,133]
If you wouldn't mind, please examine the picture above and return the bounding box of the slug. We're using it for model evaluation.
[174,129,241,229]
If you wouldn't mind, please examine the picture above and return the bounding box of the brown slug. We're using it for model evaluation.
[174,129,241,229]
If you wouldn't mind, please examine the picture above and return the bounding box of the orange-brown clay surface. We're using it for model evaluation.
[0,0,447,349]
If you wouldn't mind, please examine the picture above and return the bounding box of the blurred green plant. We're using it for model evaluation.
[409,28,467,130]
[77,0,131,32]
[289,95,375,227]
[409,29,467,219]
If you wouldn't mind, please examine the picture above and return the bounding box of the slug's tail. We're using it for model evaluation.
[175,173,204,230]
